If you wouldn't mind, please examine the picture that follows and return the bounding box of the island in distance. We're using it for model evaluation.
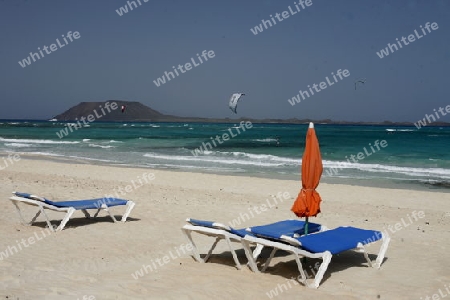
[51,100,450,126]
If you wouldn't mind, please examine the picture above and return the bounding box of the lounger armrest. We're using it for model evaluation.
[280,235,302,246]
[185,218,232,232]
[12,191,47,202]
[212,223,232,231]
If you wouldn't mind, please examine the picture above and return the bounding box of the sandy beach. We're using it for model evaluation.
[1,156,449,300]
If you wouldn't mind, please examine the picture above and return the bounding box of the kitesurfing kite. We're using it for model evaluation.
[355,78,366,90]
[121,105,126,113]
[229,93,245,114]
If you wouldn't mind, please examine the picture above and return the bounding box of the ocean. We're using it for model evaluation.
[0,120,449,191]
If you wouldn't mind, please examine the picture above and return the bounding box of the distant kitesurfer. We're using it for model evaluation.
[229,93,245,114]
[355,78,366,90]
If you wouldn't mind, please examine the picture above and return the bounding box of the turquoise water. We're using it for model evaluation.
[0,120,449,190]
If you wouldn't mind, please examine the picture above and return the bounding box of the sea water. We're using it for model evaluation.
[0,120,449,191]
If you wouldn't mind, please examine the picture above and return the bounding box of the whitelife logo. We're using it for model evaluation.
[190,121,252,156]
[250,0,313,35]
[18,31,81,68]
[288,69,350,106]
[153,50,215,87]
[414,104,450,129]
[115,0,149,16]
[376,22,439,59]
[56,102,118,138]
[0,153,21,171]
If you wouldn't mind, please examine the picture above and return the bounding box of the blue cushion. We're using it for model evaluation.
[187,219,249,237]
[45,198,128,210]
[14,192,32,198]
[249,220,321,239]
[14,192,128,210]
[187,219,216,228]
[297,226,383,255]
[187,218,321,239]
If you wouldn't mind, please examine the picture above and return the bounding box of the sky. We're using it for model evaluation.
[1,0,449,122]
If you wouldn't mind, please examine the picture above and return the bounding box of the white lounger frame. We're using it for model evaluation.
[9,195,135,232]
[181,220,327,270]
[181,221,264,270]
[241,230,390,289]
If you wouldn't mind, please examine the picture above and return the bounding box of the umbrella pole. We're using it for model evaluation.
[305,217,309,235]
[302,217,309,264]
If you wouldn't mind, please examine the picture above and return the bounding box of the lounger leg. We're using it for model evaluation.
[252,244,264,260]
[181,229,204,263]
[101,205,118,223]
[356,243,373,267]
[56,207,76,231]
[241,239,259,272]
[121,201,135,222]
[12,201,55,231]
[309,252,332,289]
[81,209,91,218]
[38,206,56,232]
[261,248,278,272]
[203,237,221,263]
[375,234,390,268]
[294,254,308,285]
[12,201,40,225]
[29,210,42,225]
[93,208,102,218]
[224,236,241,270]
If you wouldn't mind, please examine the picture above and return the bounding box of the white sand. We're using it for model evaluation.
[0,157,449,300]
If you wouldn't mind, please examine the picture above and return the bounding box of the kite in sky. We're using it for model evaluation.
[355,78,366,90]
[229,93,245,114]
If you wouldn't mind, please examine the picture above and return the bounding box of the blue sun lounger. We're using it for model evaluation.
[9,192,135,231]
[181,218,324,270]
[241,226,390,288]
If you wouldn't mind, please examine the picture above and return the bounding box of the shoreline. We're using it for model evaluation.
[5,152,449,193]
[2,118,450,127]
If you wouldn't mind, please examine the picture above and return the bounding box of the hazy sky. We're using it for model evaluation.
[1,0,449,122]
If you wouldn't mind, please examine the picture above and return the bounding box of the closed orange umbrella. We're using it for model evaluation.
[291,122,323,234]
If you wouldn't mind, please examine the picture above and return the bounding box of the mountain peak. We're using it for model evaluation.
[54,101,166,122]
